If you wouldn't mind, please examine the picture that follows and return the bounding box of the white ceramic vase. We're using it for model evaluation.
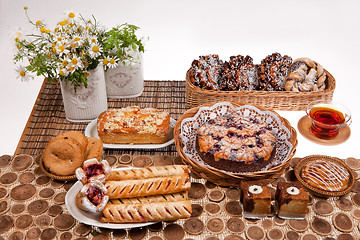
[60,64,108,122]
[105,53,144,98]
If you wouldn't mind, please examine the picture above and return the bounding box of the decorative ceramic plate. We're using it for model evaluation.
[65,167,157,229]
[294,155,355,197]
[84,118,176,149]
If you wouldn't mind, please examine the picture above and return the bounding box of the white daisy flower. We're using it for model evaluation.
[108,57,119,69]
[68,54,83,71]
[15,65,33,82]
[10,27,25,43]
[64,10,78,24]
[69,34,84,49]
[57,66,69,77]
[88,35,98,44]
[56,44,70,57]
[89,43,102,59]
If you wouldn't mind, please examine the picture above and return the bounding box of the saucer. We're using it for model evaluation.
[297,115,351,145]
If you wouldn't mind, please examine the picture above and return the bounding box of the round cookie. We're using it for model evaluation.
[56,131,87,152]
[85,137,103,160]
[42,137,84,176]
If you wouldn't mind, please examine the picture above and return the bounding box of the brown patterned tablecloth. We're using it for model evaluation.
[1,80,360,240]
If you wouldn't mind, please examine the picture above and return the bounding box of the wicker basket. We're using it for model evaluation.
[294,155,355,197]
[185,69,336,111]
[174,102,298,187]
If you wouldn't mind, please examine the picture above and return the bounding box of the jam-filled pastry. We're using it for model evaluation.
[219,55,259,91]
[108,192,188,205]
[188,54,223,90]
[75,180,109,213]
[101,200,192,223]
[75,158,111,184]
[301,160,350,192]
[107,165,189,181]
[105,174,191,199]
[285,57,326,92]
[257,52,293,91]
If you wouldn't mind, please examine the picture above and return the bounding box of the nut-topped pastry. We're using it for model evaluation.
[301,160,350,192]
[196,112,276,173]
[188,54,224,90]
[219,55,258,91]
[257,52,293,91]
[275,182,309,219]
[241,181,272,219]
[97,106,170,144]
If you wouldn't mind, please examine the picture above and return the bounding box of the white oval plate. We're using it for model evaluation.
[65,168,156,229]
[84,118,176,149]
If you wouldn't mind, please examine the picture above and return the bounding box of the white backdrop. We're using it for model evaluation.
[0,0,359,157]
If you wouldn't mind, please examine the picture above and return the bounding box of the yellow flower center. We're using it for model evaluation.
[84,61,89,66]
[92,46,99,52]
[62,60,68,66]
[57,37,62,41]
[17,44,21,49]
[68,12,75,18]
[84,72,89,77]
[52,42,56,47]
[54,27,59,32]
[110,59,116,64]
[59,70,64,76]
[71,43,76,48]
[103,59,109,65]
[15,37,19,42]
[91,38,96,43]
[40,27,46,33]
[58,46,65,52]
[20,70,26,77]
[59,20,66,26]
[46,29,51,33]
[71,58,78,65]
[70,66,75,71]
[52,48,56,53]
[36,20,42,26]
[74,37,81,42]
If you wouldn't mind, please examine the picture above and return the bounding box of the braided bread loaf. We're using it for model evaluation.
[285,58,326,92]
[257,52,293,91]
[220,55,258,91]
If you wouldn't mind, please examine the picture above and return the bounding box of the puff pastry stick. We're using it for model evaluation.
[101,200,192,223]
[105,174,191,199]
[108,192,188,205]
[107,165,189,181]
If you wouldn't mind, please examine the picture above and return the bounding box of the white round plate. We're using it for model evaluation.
[65,169,156,229]
[84,118,176,149]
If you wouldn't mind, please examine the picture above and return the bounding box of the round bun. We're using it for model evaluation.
[42,137,84,176]
[85,137,103,160]
[56,131,87,152]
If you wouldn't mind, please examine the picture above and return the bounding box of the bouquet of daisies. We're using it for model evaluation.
[13,8,108,90]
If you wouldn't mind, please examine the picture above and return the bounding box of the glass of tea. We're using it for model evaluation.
[306,100,352,139]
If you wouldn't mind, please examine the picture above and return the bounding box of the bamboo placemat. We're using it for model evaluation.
[15,80,187,156]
